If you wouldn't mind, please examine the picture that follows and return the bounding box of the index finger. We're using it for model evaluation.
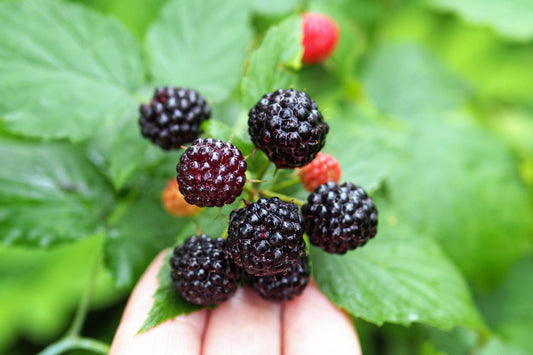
[282,280,361,355]
[109,250,208,355]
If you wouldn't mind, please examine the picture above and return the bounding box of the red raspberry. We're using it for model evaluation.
[299,152,341,192]
[161,179,203,217]
[302,13,339,64]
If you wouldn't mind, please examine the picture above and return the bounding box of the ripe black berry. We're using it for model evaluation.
[227,197,306,276]
[176,138,247,207]
[248,88,329,168]
[301,182,378,254]
[170,234,241,306]
[246,253,310,302]
[139,86,211,150]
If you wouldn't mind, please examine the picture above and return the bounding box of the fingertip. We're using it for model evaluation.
[282,279,361,355]
[202,286,282,355]
[110,249,208,355]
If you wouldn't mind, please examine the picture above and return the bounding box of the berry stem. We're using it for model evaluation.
[255,160,272,181]
[37,245,107,355]
[69,244,101,337]
[220,228,228,240]
[272,175,300,191]
[37,336,110,355]
[246,179,267,183]
[260,189,305,206]
[243,185,260,201]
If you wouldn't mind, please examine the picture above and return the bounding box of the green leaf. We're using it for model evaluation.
[428,0,533,41]
[322,234,483,330]
[377,9,533,105]
[362,43,470,121]
[241,16,303,108]
[79,0,167,41]
[248,0,302,16]
[428,326,530,355]
[488,108,533,158]
[308,0,382,28]
[325,107,404,193]
[104,192,187,290]
[0,0,144,141]
[311,223,484,330]
[0,137,114,247]
[146,0,252,103]
[427,326,479,355]
[138,249,202,333]
[388,121,533,289]
[109,109,151,189]
[201,119,255,156]
[475,337,530,355]
[477,255,533,354]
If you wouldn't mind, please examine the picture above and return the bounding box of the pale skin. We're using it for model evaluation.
[110,251,362,355]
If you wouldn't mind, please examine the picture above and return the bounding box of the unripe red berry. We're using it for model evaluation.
[302,13,339,64]
[299,152,341,192]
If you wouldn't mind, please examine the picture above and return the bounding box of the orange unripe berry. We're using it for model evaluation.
[162,179,203,217]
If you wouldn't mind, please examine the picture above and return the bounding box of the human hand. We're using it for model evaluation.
[110,251,361,355]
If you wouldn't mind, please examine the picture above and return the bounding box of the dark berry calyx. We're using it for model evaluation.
[227,197,306,276]
[176,138,247,207]
[301,182,378,254]
[248,88,329,169]
[170,234,241,306]
[139,86,211,150]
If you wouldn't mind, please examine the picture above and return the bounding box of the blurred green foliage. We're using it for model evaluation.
[0,0,532,353]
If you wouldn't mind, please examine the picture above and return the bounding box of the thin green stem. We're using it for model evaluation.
[38,240,107,355]
[261,189,305,206]
[243,185,259,201]
[273,175,300,191]
[255,160,272,182]
[38,337,110,355]
[107,190,139,225]
[68,250,101,337]
[220,228,228,240]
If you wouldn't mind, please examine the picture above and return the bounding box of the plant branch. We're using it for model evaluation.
[68,249,101,337]
[38,336,110,355]
[255,160,271,182]
[260,189,305,206]
[273,175,300,191]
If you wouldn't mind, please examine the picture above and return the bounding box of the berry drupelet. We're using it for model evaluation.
[227,197,306,276]
[246,253,310,302]
[301,182,378,254]
[139,86,211,150]
[170,234,241,306]
[176,138,247,207]
[248,89,329,169]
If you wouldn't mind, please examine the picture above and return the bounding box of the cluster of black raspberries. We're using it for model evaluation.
[139,87,378,306]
